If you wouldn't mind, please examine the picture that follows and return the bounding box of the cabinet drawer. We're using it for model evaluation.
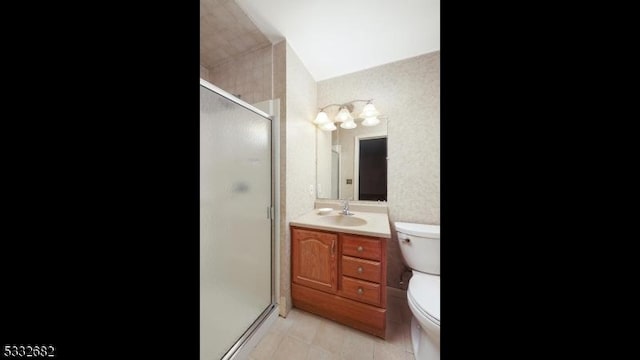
[341,276,381,306]
[342,234,382,261]
[342,256,381,283]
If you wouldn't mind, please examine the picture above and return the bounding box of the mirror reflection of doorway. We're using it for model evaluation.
[357,137,387,201]
[331,150,339,199]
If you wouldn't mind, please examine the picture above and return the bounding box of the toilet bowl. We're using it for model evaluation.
[396,222,440,360]
[407,271,440,358]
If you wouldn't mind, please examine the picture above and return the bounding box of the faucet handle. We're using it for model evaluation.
[340,198,354,215]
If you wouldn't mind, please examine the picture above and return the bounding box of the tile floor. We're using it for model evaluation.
[248,291,416,360]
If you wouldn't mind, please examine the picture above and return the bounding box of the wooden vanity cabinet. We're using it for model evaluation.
[291,228,338,293]
[291,226,387,338]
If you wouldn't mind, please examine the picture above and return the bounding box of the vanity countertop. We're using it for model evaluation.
[290,208,391,238]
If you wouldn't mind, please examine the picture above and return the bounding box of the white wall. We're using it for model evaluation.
[279,42,318,315]
[316,129,332,198]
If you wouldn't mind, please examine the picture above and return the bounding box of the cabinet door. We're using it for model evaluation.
[292,228,338,293]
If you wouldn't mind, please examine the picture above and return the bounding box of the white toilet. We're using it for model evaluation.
[396,222,440,360]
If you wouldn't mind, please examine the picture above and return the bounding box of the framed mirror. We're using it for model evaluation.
[316,117,388,201]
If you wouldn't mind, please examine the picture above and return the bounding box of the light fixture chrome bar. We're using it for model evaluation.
[319,99,373,111]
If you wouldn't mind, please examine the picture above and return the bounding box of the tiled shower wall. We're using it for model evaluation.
[200,65,210,82]
[203,39,317,318]
[209,45,273,105]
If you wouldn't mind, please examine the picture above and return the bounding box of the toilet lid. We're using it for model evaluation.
[395,222,440,239]
[408,272,440,325]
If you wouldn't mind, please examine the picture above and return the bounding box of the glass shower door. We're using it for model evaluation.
[200,84,272,360]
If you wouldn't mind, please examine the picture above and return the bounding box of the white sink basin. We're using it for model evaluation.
[315,215,368,227]
[290,208,391,238]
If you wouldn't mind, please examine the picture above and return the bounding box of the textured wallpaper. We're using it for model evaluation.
[281,42,318,315]
[317,51,440,289]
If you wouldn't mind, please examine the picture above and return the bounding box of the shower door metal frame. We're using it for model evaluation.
[200,78,278,360]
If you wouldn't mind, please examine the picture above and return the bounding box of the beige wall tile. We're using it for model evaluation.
[200,0,270,69]
[210,45,273,105]
[200,64,210,82]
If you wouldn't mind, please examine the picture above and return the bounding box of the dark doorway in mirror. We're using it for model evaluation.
[358,137,387,201]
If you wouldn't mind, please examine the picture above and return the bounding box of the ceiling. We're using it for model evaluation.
[200,0,440,81]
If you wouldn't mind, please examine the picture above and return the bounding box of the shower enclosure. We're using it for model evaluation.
[200,79,276,360]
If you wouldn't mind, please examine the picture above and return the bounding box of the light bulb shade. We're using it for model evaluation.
[335,108,353,123]
[340,120,357,129]
[313,111,330,125]
[361,116,380,127]
[319,121,337,131]
[359,103,380,118]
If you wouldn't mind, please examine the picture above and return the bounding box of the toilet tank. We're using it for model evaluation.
[395,222,440,275]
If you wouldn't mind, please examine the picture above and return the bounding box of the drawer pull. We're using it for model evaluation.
[357,266,364,274]
[357,245,363,252]
[357,287,364,295]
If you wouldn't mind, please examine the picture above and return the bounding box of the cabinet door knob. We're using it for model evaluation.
[357,287,364,295]
[357,266,363,274]
[357,245,363,252]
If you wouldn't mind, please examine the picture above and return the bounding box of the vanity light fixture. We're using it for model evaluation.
[340,120,357,129]
[319,121,337,131]
[336,107,354,123]
[313,110,330,125]
[359,102,381,127]
[313,100,383,131]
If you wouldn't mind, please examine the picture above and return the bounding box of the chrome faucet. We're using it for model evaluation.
[341,199,354,216]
